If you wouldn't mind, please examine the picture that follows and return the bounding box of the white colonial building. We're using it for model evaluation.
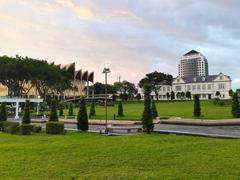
[151,50,232,100]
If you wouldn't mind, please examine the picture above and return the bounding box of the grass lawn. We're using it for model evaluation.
[0,132,240,179]
[63,100,232,120]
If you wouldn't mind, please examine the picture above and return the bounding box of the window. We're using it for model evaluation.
[208,84,211,90]
[197,85,201,90]
[167,86,170,91]
[175,86,182,91]
[163,87,166,92]
[218,84,225,90]
[192,85,196,90]
[187,85,191,91]
[202,94,206,98]
[202,84,206,90]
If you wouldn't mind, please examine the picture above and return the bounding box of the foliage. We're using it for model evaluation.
[229,89,234,97]
[4,122,20,134]
[49,98,58,121]
[0,55,72,97]
[180,92,185,99]
[89,99,96,118]
[68,103,74,116]
[46,121,65,134]
[19,124,32,135]
[171,91,175,100]
[89,82,117,94]
[0,102,7,121]
[32,125,42,133]
[215,91,221,97]
[22,100,31,124]
[114,80,138,99]
[193,95,201,117]
[142,84,154,133]
[166,92,170,100]
[151,100,158,118]
[136,93,142,100]
[232,92,240,118]
[186,91,191,99]
[77,96,88,131]
[118,100,124,117]
[139,71,172,100]
[58,102,64,116]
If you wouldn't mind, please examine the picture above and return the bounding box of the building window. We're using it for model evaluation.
[197,85,201,90]
[202,84,206,90]
[208,84,211,90]
[187,85,191,91]
[167,86,170,91]
[192,85,196,90]
[163,87,166,92]
[218,84,225,90]
[202,94,206,98]
[175,86,182,91]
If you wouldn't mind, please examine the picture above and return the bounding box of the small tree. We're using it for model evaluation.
[49,98,58,121]
[193,95,201,117]
[142,84,154,133]
[68,103,73,116]
[151,100,158,118]
[136,93,142,101]
[171,91,175,100]
[59,102,64,116]
[186,91,191,99]
[77,96,88,131]
[0,102,7,121]
[89,99,96,118]
[232,92,240,118]
[118,100,124,117]
[181,92,185,99]
[22,100,31,124]
[176,92,181,99]
[166,92,170,100]
[216,91,221,98]
[229,89,233,98]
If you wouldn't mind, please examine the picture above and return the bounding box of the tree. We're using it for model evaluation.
[0,102,7,121]
[118,100,124,117]
[59,102,64,116]
[77,96,88,131]
[89,82,117,94]
[22,100,31,124]
[170,91,175,100]
[142,84,154,133]
[49,98,58,121]
[114,80,138,99]
[232,92,240,118]
[136,93,142,101]
[176,92,181,99]
[151,100,158,118]
[186,91,191,99]
[166,92,170,100]
[139,71,172,100]
[215,91,221,98]
[193,95,201,117]
[68,103,73,116]
[89,99,96,118]
[229,89,234,98]
[181,92,185,99]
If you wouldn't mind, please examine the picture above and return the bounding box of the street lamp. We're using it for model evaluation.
[37,95,40,115]
[102,63,110,134]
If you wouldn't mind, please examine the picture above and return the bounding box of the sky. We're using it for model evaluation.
[0,0,239,89]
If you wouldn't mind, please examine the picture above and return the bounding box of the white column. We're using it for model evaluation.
[15,101,19,119]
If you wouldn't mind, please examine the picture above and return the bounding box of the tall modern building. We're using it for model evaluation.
[178,50,209,77]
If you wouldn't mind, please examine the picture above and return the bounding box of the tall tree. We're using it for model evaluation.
[22,100,31,124]
[142,84,154,133]
[232,92,240,118]
[139,71,172,100]
[68,103,74,116]
[186,91,191,99]
[118,100,124,117]
[89,99,96,118]
[170,91,175,100]
[49,98,58,121]
[59,102,64,116]
[166,92,170,100]
[77,96,88,131]
[89,82,117,94]
[114,80,138,99]
[0,103,7,121]
[193,95,201,117]
[151,100,158,118]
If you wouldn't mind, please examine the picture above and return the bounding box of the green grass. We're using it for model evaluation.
[1,132,240,179]
[63,100,232,120]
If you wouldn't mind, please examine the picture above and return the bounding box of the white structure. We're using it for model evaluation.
[0,97,43,119]
[178,50,209,77]
[151,50,232,100]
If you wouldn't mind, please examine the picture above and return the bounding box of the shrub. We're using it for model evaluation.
[19,124,32,135]
[193,95,201,117]
[142,84,154,133]
[89,99,96,118]
[49,98,58,121]
[232,92,240,118]
[22,100,31,124]
[0,102,7,122]
[46,121,65,134]
[151,100,158,118]
[170,91,175,100]
[68,103,74,116]
[33,125,42,133]
[0,122,4,131]
[118,100,124,117]
[4,122,19,134]
[77,96,88,131]
[59,103,64,116]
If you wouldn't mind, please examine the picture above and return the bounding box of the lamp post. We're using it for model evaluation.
[102,64,110,134]
[37,95,40,115]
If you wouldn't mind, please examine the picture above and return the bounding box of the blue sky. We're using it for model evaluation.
[0,0,239,89]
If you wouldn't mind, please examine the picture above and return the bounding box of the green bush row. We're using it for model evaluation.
[46,121,65,135]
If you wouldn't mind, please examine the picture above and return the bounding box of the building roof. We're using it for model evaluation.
[182,75,218,83]
[183,50,200,56]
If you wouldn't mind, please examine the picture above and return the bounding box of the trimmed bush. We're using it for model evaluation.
[68,103,74,116]
[19,124,32,135]
[89,100,96,118]
[194,95,201,117]
[46,121,65,134]
[33,125,42,133]
[59,103,64,116]
[4,122,19,134]
[151,100,158,118]
[22,100,31,124]
[0,102,7,122]
[232,92,240,118]
[77,96,88,131]
[49,98,58,121]
[118,100,124,117]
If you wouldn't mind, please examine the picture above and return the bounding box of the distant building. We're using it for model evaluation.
[178,50,209,77]
[153,50,231,100]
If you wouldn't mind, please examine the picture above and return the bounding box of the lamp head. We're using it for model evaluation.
[103,63,110,73]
